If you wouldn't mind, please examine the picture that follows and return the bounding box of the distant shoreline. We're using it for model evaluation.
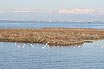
[0,28,104,46]
[0,20,103,23]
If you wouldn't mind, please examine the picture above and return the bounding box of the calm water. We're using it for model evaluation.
[0,41,104,69]
[0,22,104,69]
[0,22,104,29]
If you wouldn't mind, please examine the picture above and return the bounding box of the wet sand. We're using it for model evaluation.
[0,28,104,46]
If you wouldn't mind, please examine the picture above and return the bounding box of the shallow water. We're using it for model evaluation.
[0,40,104,69]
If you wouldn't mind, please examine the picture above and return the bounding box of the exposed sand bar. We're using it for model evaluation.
[0,28,104,46]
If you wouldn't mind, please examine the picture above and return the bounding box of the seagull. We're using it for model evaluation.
[22,46,24,48]
[14,42,17,45]
[31,44,33,46]
[57,46,60,47]
[46,42,49,45]
[78,46,81,48]
[23,43,25,45]
[46,43,48,45]
[42,46,45,49]
[32,46,35,48]
[101,46,104,48]
[42,45,47,49]
[18,45,20,48]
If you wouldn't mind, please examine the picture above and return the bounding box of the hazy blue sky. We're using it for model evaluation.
[0,0,104,21]
[0,0,103,10]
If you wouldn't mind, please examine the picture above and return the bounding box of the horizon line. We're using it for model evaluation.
[0,20,103,23]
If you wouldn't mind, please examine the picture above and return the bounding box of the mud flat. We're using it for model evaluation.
[0,28,104,46]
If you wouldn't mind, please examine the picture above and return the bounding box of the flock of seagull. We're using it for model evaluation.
[94,43,104,48]
[14,42,104,49]
[15,42,50,49]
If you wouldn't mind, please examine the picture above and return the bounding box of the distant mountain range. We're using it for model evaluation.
[0,20,82,23]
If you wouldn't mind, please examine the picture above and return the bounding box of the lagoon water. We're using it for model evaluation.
[0,22,104,69]
[0,22,104,29]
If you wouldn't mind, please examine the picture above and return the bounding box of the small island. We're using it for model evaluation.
[0,28,104,46]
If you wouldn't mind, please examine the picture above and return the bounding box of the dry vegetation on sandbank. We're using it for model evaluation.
[0,28,104,46]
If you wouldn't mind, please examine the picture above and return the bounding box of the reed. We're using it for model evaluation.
[0,28,104,46]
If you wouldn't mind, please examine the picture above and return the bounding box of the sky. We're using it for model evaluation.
[0,0,104,21]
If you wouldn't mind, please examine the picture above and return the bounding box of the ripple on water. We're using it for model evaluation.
[0,40,104,69]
